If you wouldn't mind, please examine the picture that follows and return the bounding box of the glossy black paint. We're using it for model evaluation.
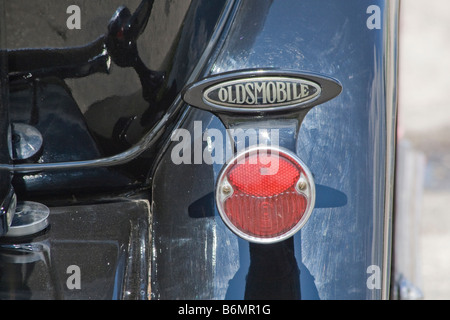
[0,199,150,299]
[8,78,134,197]
[0,1,12,236]
[105,0,165,103]
[8,36,109,82]
[0,0,231,299]
[6,0,227,196]
[0,0,398,300]
[151,0,398,300]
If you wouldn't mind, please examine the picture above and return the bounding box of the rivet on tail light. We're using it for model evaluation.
[216,147,315,244]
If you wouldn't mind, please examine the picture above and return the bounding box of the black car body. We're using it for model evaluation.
[0,0,405,300]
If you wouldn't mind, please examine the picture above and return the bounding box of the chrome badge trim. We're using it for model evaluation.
[182,69,342,114]
[204,76,321,108]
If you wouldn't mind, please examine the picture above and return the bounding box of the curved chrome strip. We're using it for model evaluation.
[382,0,400,300]
[0,113,170,172]
[0,0,238,173]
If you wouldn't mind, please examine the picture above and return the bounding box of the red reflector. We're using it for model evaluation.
[216,147,315,244]
[228,154,300,197]
[224,190,307,238]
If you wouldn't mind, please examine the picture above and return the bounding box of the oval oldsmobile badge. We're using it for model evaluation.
[204,77,321,108]
[182,69,342,114]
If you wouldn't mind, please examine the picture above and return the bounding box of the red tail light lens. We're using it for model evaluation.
[228,153,300,196]
[216,147,315,244]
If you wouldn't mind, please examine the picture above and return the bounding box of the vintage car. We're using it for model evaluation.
[0,0,420,300]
